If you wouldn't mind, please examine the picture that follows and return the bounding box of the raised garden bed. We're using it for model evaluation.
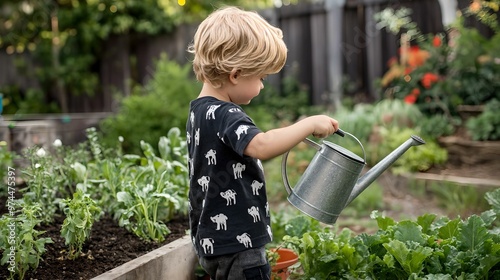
[0,211,191,280]
[91,235,197,280]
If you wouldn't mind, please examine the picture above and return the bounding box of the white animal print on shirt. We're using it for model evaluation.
[220,189,237,206]
[206,105,221,120]
[188,158,193,177]
[197,176,210,192]
[232,163,245,179]
[205,149,216,165]
[186,131,191,144]
[200,238,214,254]
[194,128,200,146]
[190,111,195,126]
[251,180,263,195]
[210,213,228,230]
[235,125,249,140]
[248,206,260,222]
[267,225,273,240]
[265,202,270,217]
[229,107,242,113]
[236,233,252,248]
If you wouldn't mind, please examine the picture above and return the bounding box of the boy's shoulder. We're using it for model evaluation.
[191,97,244,114]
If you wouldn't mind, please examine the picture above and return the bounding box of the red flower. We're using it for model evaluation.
[421,73,439,89]
[404,88,420,104]
[404,94,417,104]
[407,46,430,68]
[433,36,442,47]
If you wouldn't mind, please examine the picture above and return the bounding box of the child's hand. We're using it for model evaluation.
[309,115,339,138]
[244,114,340,160]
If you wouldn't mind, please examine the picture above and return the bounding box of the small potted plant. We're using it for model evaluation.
[267,247,299,280]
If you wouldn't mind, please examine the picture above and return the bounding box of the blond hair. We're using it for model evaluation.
[187,6,288,88]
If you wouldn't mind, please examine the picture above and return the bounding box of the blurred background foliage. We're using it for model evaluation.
[0,0,276,113]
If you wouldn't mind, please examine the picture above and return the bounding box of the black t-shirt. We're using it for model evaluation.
[186,97,272,257]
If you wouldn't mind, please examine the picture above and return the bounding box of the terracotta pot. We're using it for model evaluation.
[270,248,299,280]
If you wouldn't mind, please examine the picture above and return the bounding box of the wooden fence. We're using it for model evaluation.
[0,0,494,113]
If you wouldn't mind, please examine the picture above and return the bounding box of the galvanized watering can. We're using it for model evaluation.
[282,129,425,224]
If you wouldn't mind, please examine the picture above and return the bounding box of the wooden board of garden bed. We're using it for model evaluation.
[0,211,189,280]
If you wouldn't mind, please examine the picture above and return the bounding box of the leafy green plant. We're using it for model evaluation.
[466,98,500,140]
[368,126,448,173]
[376,7,500,121]
[333,99,422,156]
[419,114,458,139]
[0,126,190,277]
[115,129,189,242]
[100,54,200,154]
[116,182,174,243]
[60,189,102,259]
[20,147,61,224]
[0,204,53,280]
[270,210,323,248]
[429,182,493,217]
[282,189,500,279]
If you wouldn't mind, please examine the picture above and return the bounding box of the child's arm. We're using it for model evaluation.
[244,115,339,160]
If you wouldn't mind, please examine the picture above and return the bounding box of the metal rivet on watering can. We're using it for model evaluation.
[282,129,425,225]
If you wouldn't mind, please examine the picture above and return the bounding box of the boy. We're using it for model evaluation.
[186,6,339,279]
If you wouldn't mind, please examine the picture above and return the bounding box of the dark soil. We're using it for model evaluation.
[0,213,189,280]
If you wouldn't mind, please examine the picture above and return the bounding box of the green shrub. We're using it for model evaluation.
[368,126,447,173]
[466,98,500,140]
[429,182,492,217]
[333,100,422,150]
[418,114,458,139]
[100,54,200,153]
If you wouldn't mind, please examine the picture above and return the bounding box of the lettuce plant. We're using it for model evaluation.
[283,188,500,279]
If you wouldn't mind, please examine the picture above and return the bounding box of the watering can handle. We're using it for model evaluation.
[342,130,367,164]
[282,143,320,196]
[282,129,345,195]
[335,128,346,137]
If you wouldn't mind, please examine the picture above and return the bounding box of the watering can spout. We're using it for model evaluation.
[345,135,426,206]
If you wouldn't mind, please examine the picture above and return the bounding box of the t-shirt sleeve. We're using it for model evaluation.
[219,106,261,156]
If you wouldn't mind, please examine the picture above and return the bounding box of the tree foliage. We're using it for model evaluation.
[0,0,272,113]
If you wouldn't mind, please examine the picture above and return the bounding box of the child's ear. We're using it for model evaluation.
[228,69,240,85]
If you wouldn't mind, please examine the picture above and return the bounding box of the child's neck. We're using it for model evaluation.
[198,82,231,102]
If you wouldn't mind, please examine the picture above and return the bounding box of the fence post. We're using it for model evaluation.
[325,0,346,109]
